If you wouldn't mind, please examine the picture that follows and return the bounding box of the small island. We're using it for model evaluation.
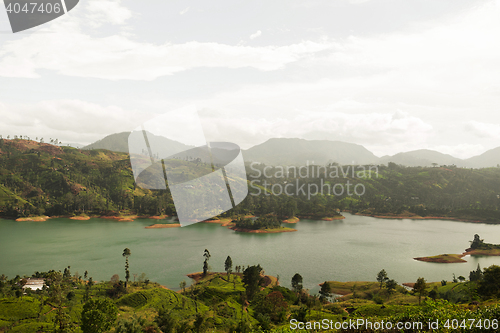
[414,253,467,263]
[228,214,297,233]
[414,234,500,263]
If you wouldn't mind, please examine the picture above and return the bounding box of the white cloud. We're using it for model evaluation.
[180,7,190,15]
[0,22,331,80]
[0,100,151,144]
[464,121,500,139]
[430,144,487,160]
[250,30,262,40]
[346,0,371,4]
[199,109,432,152]
[85,0,132,26]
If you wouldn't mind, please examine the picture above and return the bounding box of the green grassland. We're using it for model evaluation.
[3,265,500,333]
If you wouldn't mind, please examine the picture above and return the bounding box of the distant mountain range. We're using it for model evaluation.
[83,132,500,168]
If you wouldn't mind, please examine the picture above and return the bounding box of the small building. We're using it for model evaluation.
[23,278,45,291]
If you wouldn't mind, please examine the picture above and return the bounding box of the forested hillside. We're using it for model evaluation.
[2,138,500,223]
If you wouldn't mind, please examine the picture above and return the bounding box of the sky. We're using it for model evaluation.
[0,0,499,159]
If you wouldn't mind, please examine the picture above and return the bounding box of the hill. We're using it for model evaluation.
[4,138,500,223]
[379,149,464,167]
[242,138,379,166]
[83,131,191,157]
[0,138,170,217]
[465,147,500,168]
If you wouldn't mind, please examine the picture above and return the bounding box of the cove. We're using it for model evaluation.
[1,213,500,294]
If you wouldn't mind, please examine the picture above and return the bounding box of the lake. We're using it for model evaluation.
[2,213,500,294]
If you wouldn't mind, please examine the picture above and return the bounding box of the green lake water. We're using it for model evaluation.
[1,213,500,294]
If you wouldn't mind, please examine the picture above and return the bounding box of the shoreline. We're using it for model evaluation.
[12,214,172,222]
[414,248,500,263]
[228,226,297,233]
[297,215,345,221]
[145,223,181,229]
[354,212,489,224]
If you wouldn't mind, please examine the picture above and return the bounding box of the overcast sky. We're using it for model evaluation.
[0,0,499,158]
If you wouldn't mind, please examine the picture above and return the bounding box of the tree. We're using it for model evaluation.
[291,273,303,294]
[45,271,71,332]
[224,256,233,281]
[376,269,389,290]
[111,274,119,284]
[429,286,438,300]
[242,265,263,301]
[413,277,427,305]
[123,248,131,288]
[319,282,332,302]
[385,279,398,298]
[179,280,186,294]
[470,234,484,249]
[478,265,500,297]
[202,249,211,276]
[63,266,71,279]
[470,264,483,282]
[81,298,118,333]
[115,316,147,333]
[84,277,93,303]
[256,291,288,323]
[155,309,178,333]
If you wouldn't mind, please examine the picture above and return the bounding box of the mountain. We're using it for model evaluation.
[83,131,191,157]
[84,133,500,169]
[84,132,132,152]
[379,149,464,168]
[465,147,500,168]
[242,138,379,165]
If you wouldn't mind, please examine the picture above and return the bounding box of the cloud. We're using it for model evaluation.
[464,121,500,139]
[346,0,371,4]
[430,144,487,160]
[0,100,151,144]
[180,7,190,15]
[250,30,262,40]
[199,109,433,152]
[85,0,132,26]
[0,22,331,80]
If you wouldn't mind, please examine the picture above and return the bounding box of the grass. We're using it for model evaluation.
[8,322,53,333]
[0,297,48,321]
[326,281,379,296]
[327,281,423,306]
[116,287,209,318]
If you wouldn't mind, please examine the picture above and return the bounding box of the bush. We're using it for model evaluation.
[373,294,384,304]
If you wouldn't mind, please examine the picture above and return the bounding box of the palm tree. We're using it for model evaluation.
[122,248,131,288]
